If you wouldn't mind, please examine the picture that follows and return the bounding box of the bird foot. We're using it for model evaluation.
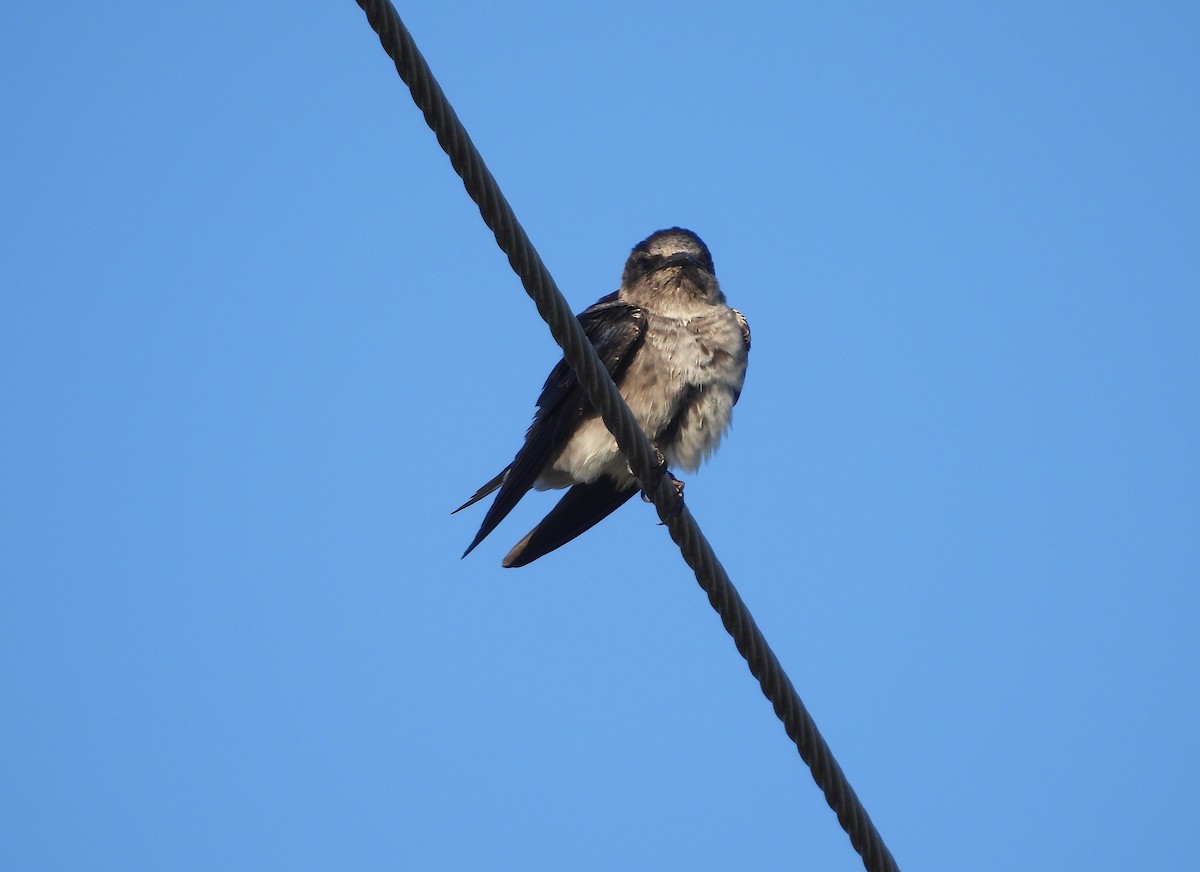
[634,443,685,522]
[655,471,686,523]
[629,443,668,482]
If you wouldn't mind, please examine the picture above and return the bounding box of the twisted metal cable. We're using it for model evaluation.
[353,4,900,871]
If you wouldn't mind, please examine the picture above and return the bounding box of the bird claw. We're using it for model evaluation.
[634,443,685,522]
[655,472,686,523]
[629,443,668,482]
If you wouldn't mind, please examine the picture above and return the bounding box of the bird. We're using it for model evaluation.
[454,227,750,567]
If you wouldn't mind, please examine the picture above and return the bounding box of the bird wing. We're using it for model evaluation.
[732,307,751,404]
[457,296,647,557]
[500,479,639,567]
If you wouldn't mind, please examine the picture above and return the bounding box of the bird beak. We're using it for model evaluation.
[661,252,704,273]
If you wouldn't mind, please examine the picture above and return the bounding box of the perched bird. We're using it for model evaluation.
[454,227,750,567]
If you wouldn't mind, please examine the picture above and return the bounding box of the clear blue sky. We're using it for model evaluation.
[3,3,1197,870]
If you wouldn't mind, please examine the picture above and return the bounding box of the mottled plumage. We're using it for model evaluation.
[455,228,750,567]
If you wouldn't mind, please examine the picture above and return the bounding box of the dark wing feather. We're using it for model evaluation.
[500,479,638,568]
[734,308,751,352]
[732,307,751,404]
[451,468,507,515]
[459,298,646,558]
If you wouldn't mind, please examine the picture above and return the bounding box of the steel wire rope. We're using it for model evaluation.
[353,3,901,870]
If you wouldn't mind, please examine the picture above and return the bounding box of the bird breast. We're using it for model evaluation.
[540,306,747,489]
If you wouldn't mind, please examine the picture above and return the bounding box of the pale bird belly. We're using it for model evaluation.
[664,384,738,473]
[535,307,746,489]
[535,416,630,490]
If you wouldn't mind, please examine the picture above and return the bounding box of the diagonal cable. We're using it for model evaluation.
[352,4,901,871]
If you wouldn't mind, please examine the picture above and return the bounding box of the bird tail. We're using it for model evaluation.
[502,480,637,568]
[451,467,509,515]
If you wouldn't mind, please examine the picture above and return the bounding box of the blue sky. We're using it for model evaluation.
[3,3,1197,870]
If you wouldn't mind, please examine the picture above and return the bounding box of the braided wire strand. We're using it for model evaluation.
[354,4,900,870]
